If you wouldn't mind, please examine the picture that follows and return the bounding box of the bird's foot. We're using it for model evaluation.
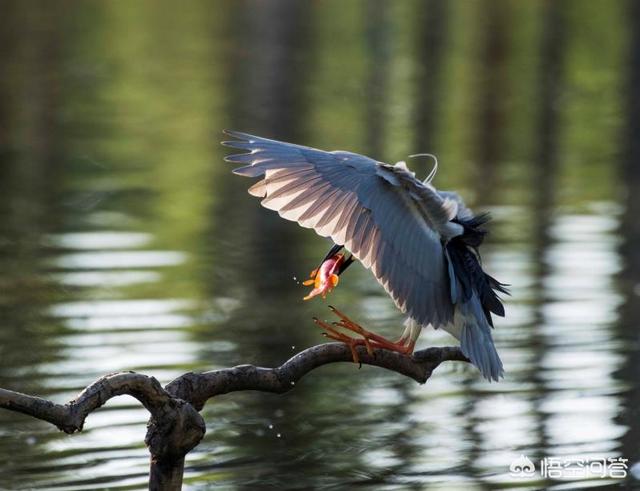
[329,305,416,354]
[313,306,416,364]
[313,316,373,365]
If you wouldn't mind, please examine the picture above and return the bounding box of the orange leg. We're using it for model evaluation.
[313,317,372,365]
[394,334,408,347]
[314,306,416,364]
[330,306,416,354]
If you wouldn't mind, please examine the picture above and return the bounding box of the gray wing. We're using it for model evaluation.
[223,130,456,326]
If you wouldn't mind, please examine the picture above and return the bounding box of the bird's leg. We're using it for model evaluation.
[332,307,416,354]
[395,334,409,347]
[393,324,413,348]
[313,317,374,365]
[313,306,416,364]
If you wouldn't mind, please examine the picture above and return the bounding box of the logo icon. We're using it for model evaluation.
[510,454,536,478]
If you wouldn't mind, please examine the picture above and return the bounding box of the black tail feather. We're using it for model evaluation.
[486,273,510,296]
[446,213,507,327]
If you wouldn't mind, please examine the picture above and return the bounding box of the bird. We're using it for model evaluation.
[223,130,508,381]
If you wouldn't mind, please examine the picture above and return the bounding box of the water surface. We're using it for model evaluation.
[1,1,639,489]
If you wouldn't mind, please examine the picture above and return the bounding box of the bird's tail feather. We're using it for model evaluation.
[459,296,504,382]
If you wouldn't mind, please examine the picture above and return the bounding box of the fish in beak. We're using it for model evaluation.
[303,253,346,300]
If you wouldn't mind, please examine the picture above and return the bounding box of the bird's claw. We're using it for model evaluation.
[315,307,416,360]
[313,317,371,365]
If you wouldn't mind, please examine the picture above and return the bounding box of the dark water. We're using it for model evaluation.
[1,1,639,489]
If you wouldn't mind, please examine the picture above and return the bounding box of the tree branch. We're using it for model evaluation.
[165,343,468,410]
[0,372,173,433]
[1,343,467,428]
[0,343,468,490]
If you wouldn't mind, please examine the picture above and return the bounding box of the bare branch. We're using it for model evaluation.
[165,343,468,410]
[1,343,467,426]
[0,388,70,430]
[0,342,467,490]
[0,372,173,433]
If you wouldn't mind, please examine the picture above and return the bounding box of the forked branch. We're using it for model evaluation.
[0,343,468,490]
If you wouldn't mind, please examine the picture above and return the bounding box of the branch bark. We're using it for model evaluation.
[165,343,468,410]
[0,343,467,490]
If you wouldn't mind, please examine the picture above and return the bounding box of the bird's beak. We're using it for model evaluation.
[337,254,354,275]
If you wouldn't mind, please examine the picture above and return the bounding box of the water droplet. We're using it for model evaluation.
[293,276,297,281]
[291,345,296,350]
[276,433,282,438]
[290,381,295,386]
[268,424,274,429]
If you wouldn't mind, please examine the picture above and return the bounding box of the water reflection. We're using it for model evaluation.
[0,1,638,490]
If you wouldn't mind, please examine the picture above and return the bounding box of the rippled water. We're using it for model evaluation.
[1,1,640,490]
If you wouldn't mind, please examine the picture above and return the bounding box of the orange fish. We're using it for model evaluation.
[303,254,346,300]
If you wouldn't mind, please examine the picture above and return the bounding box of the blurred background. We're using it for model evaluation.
[0,0,639,489]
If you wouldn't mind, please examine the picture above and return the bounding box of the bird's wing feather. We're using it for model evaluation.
[223,130,455,326]
[437,190,473,220]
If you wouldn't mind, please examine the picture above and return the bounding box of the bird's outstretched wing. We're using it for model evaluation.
[223,130,458,326]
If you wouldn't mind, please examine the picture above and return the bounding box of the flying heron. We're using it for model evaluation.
[223,130,508,381]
